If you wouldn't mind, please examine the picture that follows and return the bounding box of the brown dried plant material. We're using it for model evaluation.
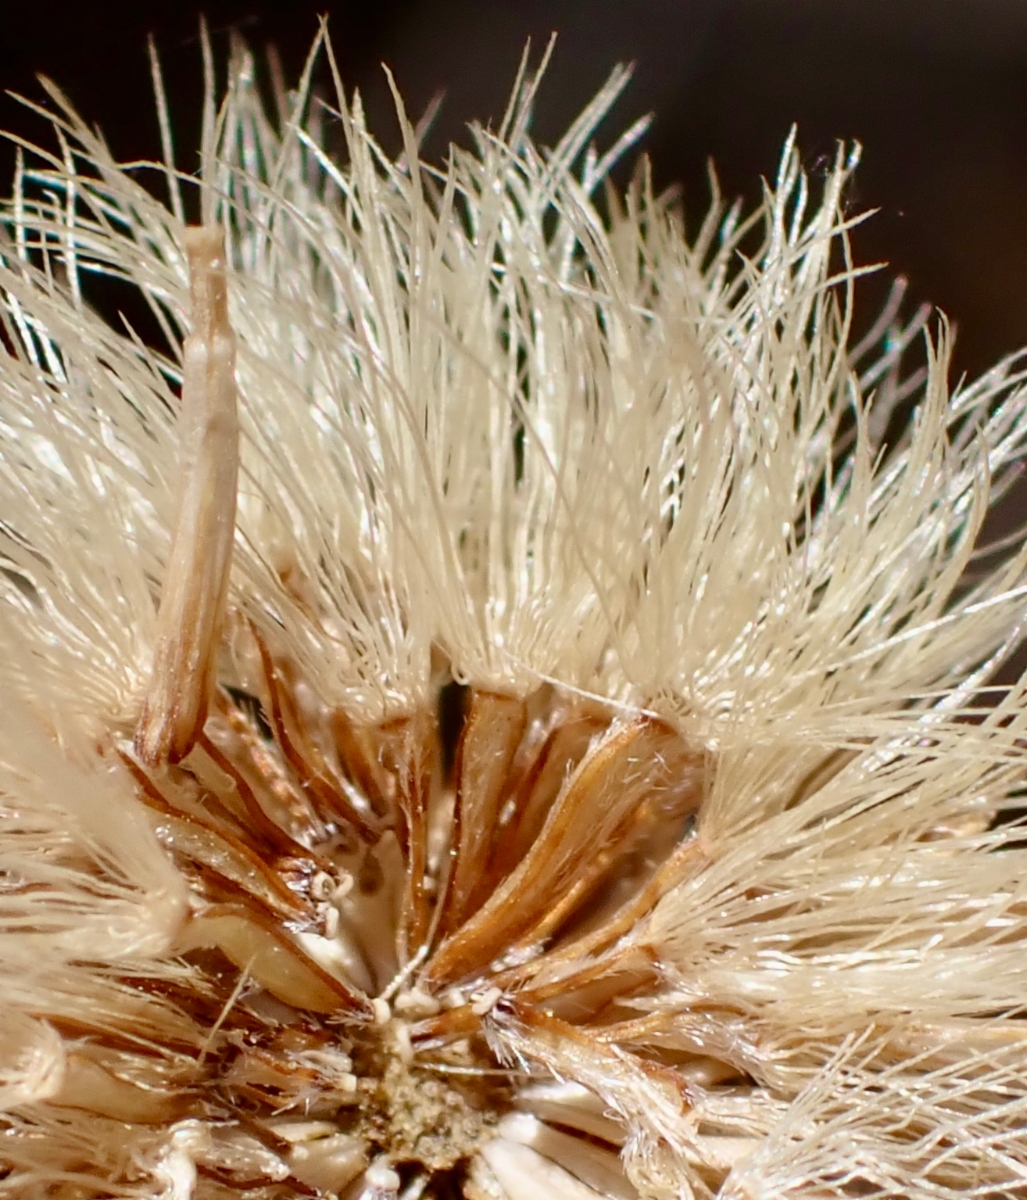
[135,227,239,766]
[4,28,1027,1200]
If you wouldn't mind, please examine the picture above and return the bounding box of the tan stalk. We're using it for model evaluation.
[135,227,239,765]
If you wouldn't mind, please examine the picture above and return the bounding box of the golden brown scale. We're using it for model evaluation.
[95,635,713,1192]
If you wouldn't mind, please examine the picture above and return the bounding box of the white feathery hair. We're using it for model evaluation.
[2,25,1027,1200]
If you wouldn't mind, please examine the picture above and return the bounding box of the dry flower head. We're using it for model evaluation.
[2,27,1027,1200]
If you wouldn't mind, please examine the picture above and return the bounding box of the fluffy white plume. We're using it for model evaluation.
[1,27,1027,1200]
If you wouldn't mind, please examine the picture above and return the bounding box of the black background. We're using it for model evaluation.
[4,0,1027,618]
[4,1,1027,381]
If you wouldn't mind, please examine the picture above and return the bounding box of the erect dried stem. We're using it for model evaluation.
[135,227,239,765]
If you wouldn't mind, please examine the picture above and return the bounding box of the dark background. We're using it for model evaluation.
[3,1,1027,677]
[4,0,1027,381]
[5,0,1027,633]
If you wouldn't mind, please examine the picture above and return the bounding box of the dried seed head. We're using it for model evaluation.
[3,29,1027,1200]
